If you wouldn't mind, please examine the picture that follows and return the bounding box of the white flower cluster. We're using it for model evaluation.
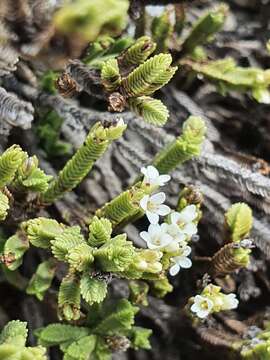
[190,284,239,319]
[139,166,198,276]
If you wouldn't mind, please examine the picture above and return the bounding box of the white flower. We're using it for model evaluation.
[141,165,171,187]
[169,245,192,276]
[163,224,187,252]
[166,223,186,243]
[140,223,173,250]
[140,192,171,224]
[190,295,214,319]
[222,293,239,310]
[170,204,198,237]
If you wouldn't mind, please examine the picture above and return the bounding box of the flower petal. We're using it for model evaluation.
[150,192,166,205]
[182,245,192,257]
[141,167,147,176]
[147,165,159,179]
[180,205,197,222]
[140,195,149,211]
[179,257,192,269]
[160,233,173,246]
[196,309,210,319]
[140,231,151,243]
[158,174,171,185]
[157,204,171,216]
[147,241,161,250]
[169,264,180,276]
[170,211,181,225]
[165,241,179,252]
[160,222,169,232]
[190,303,199,313]
[183,223,197,236]
[167,224,186,242]
[223,293,239,310]
[148,223,161,236]
[146,211,159,224]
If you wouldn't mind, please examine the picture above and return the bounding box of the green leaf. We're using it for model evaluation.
[0,320,27,346]
[36,110,72,158]
[121,53,177,98]
[240,339,270,359]
[22,217,64,249]
[41,121,126,204]
[233,247,251,267]
[51,226,85,261]
[66,243,94,272]
[129,326,152,350]
[0,192,9,221]
[119,36,156,67]
[128,96,169,126]
[21,346,47,360]
[83,36,133,68]
[93,234,136,272]
[181,4,228,55]
[13,155,52,193]
[0,321,47,360]
[80,274,107,305]
[153,116,206,174]
[66,335,97,359]
[183,57,270,103]
[129,280,149,306]
[92,299,138,336]
[252,87,270,104]
[92,337,111,360]
[83,36,115,65]
[88,217,112,247]
[0,344,18,359]
[150,277,173,298]
[0,344,47,360]
[3,233,29,270]
[26,258,57,300]
[0,145,26,188]
[101,58,121,92]
[95,185,144,227]
[36,324,89,347]
[225,203,253,242]
[58,273,81,321]
[53,0,129,42]
[151,11,173,53]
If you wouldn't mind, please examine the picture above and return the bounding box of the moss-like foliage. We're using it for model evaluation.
[119,36,156,67]
[36,299,151,359]
[182,57,270,103]
[0,145,26,189]
[36,110,72,158]
[210,202,253,277]
[121,54,177,98]
[153,116,206,173]
[225,202,253,242]
[0,320,47,360]
[12,216,163,320]
[0,192,9,221]
[26,258,57,300]
[128,96,169,126]
[53,0,129,41]
[41,120,126,204]
[180,4,228,55]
